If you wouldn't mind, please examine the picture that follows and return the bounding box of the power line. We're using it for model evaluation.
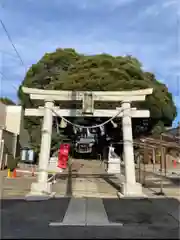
[0,71,19,92]
[0,19,26,69]
[0,50,20,60]
[0,70,8,80]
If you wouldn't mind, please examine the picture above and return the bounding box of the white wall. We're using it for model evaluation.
[6,106,22,135]
[0,102,7,128]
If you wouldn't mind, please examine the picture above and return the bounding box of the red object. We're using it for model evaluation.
[173,160,177,168]
[12,169,17,178]
[58,144,70,169]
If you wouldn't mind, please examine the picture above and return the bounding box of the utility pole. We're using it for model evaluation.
[178,122,180,162]
[0,47,3,97]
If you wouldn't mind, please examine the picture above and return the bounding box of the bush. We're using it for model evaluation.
[7,155,18,171]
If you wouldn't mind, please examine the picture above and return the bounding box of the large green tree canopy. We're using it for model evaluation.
[18,48,177,151]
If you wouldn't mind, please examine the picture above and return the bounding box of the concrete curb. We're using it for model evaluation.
[117,191,148,199]
[25,192,56,201]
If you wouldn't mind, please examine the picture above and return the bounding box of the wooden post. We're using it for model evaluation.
[160,135,166,176]
[164,147,167,176]
[152,148,156,173]
[138,153,141,183]
[159,134,165,195]
[143,144,146,186]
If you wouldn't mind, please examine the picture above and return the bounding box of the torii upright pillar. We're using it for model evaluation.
[27,100,54,197]
[120,101,143,196]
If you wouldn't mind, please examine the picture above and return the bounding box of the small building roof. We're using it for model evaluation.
[161,126,180,145]
[162,126,180,139]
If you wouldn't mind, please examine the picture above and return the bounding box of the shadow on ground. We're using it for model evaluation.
[168,177,180,186]
[1,197,179,239]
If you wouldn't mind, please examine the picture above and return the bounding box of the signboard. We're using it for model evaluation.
[21,149,34,163]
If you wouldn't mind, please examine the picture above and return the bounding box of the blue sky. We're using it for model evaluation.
[0,0,180,126]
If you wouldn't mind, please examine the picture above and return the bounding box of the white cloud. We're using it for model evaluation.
[162,0,178,8]
[57,0,136,11]
[137,0,179,20]
[143,4,161,17]
[106,0,136,10]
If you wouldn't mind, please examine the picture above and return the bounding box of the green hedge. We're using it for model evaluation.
[7,155,19,171]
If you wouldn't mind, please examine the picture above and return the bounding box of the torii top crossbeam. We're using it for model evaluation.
[22,87,153,102]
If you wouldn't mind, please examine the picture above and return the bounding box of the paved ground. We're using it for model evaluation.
[0,171,36,199]
[118,164,180,201]
[0,160,118,199]
[0,159,180,239]
[1,197,179,239]
[140,163,180,177]
[52,160,118,198]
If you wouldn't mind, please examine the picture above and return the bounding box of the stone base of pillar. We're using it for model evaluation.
[25,182,55,201]
[117,182,147,198]
[107,158,121,174]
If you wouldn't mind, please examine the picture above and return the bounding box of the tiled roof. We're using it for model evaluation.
[162,127,180,143]
[164,127,179,138]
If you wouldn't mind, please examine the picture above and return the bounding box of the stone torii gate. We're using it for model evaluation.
[22,87,153,198]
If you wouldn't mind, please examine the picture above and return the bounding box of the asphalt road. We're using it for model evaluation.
[1,197,179,239]
[1,160,180,239]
